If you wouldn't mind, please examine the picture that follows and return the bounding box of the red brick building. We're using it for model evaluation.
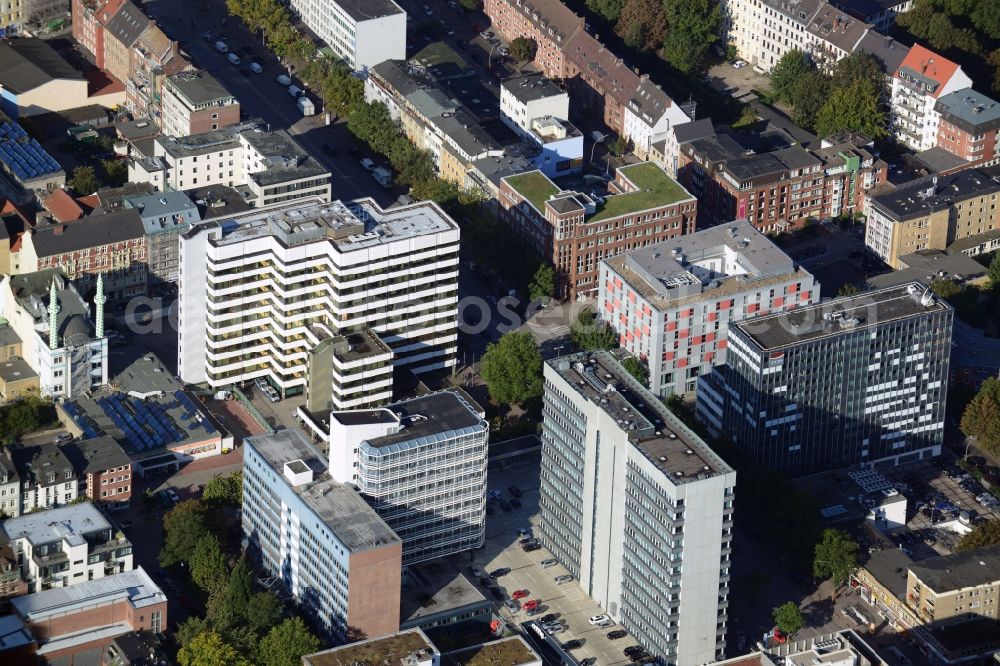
[499,162,696,299]
[71,0,111,68]
[483,0,583,79]
[59,437,132,511]
[9,568,166,665]
[679,134,886,233]
[127,23,188,123]
[934,88,1000,165]
[560,31,640,136]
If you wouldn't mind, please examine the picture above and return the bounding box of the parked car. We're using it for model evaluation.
[490,567,511,578]
[519,538,537,546]
[589,615,611,625]
[469,566,484,578]
[263,386,280,402]
[249,62,263,74]
[540,613,558,623]
[540,559,558,568]
[544,623,565,635]
[512,589,529,599]
[517,527,532,537]
[597,620,614,628]
[480,577,497,589]
[608,630,628,640]
[562,640,583,650]
[508,485,522,497]
[522,543,540,552]
[554,575,573,584]
[579,659,597,666]
[504,599,519,611]
[523,599,539,611]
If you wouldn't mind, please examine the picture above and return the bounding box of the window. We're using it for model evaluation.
[151,610,161,633]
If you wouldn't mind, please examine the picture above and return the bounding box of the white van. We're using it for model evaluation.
[227,53,241,66]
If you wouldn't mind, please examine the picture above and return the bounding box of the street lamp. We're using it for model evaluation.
[590,132,606,166]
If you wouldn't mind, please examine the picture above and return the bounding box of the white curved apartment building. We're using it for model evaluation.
[177,198,459,398]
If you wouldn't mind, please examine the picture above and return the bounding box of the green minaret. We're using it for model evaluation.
[48,279,58,350]
[94,273,106,339]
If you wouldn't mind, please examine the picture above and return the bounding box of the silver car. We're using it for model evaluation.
[554,574,574,584]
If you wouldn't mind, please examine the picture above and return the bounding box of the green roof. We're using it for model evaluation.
[505,171,559,212]
[588,162,692,223]
[413,41,470,71]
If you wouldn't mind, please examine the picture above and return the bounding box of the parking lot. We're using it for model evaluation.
[455,465,642,665]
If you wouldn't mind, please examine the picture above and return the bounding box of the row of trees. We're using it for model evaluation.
[586,0,721,74]
[160,498,321,666]
[0,396,56,445]
[769,51,888,138]
[897,0,1000,92]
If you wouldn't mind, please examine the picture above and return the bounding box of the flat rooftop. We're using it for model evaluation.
[2,502,111,546]
[0,356,37,384]
[240,127,329,187]
[870,169,1000,222]
[910,543,1000,593]
[504,171,560,212]
[866,249,986,290]
[400,559,487,625]
[606,219,797,309]
[442,637,540,665]
[590,162,693,222]
[330,328,393,363]
[934,89,1000,132]
[11,567,164,621]
[368,390,486,450]
[165,70,235,105]
[503,72,566,104]
[245,429,400,552]
[551,351,733,483]
[192,198,458,253]
[61,354,219,459]
[860,547,913,601]
[303,629,435,666]
[335,0,404,21]
[734,282,951,351]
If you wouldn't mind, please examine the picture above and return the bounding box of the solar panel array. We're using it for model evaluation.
[63,401,103,439]
[0,122,62,182]
[173,390,217,435]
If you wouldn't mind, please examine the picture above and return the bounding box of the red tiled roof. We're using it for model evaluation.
[43,188,86,223]
[76,194,99,214]
[896,44,961,98]
[86,68,125,96]
[96,0,126,27]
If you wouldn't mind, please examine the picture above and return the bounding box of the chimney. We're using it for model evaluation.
[53,225,65,235]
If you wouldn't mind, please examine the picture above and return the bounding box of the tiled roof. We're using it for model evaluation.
[896,44,961,97]
[42,189,86,223]
[508,0,584,45]
[564,31,640,106]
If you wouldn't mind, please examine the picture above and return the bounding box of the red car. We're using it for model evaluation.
[512,589,529,600]
[523,599,539,611]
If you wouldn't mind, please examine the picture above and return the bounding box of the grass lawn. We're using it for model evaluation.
[589,163,692,223]
[505,171,560,212]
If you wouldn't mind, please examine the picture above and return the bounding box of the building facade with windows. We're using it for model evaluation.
[178,198,459,398]
[500,163,697,300]
[891,44,972,151]
[288,0,405,71]
[0,447,20,518]
[9,443,78,514]
[159,70,239,137]
[1,503,133,593]
[242,429,402,642]
[59,437,132,510]
[0,270,109,399]
[324,390,489,566]
[864,169,1000,269]
[539,351,736,665]
[123,190,201,283]
[599,220,819,397]
[696,283,953,475]
[933,89,1000,165]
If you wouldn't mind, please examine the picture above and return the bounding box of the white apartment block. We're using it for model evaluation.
[289,0,405,71]
[0,447,20,518]
[501,73,570,135]
[540,351,736,665]
[128,121,331,209]
[242,429,402,642]
[11,443,78,514]
[599,220,819,397]
[319,389,488,565]
[2,503,133,593]
[159,70,240,138]
[0,270,108,400]
[891,44,972,151]
[178,198,459,399]
[303,328,395,414]
[623,79,691,161]
[726,0,869,73]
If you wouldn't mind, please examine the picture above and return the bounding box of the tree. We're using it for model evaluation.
[972,0,1000,36]
[770,50,814,103]
[620,356,648,386]
[509,37,537,63]
[458,0,480,10]
[814,79,888,140]
[347,102,400,156]
[772,602,804,636]
[480,331,544,406]
[830,52,886,101]
[608,135,631,157]
[661,0,722,74]
[101,159,128,187]
[790,71,831,130]
[586,0,624,20]
[68,165,100,195]
[322,66,365,118]
[203,470,242,505]
[177,632,250,666]
[0,396,55,444]
[206,557,254,632]
[988,253,1000,289]
[813,529,859,585]
[957,519,1000,551]
[177,617,211,647]
[159,499,210,567]
[571,309,618,351]
[190,534,228,593]
[528,263,555,302]
[930,277,963,299]
[247,591,284,634]
[258,618,322,666]
[961,377,1000,457]
[616,0,666,53]
[837,283,860,297]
